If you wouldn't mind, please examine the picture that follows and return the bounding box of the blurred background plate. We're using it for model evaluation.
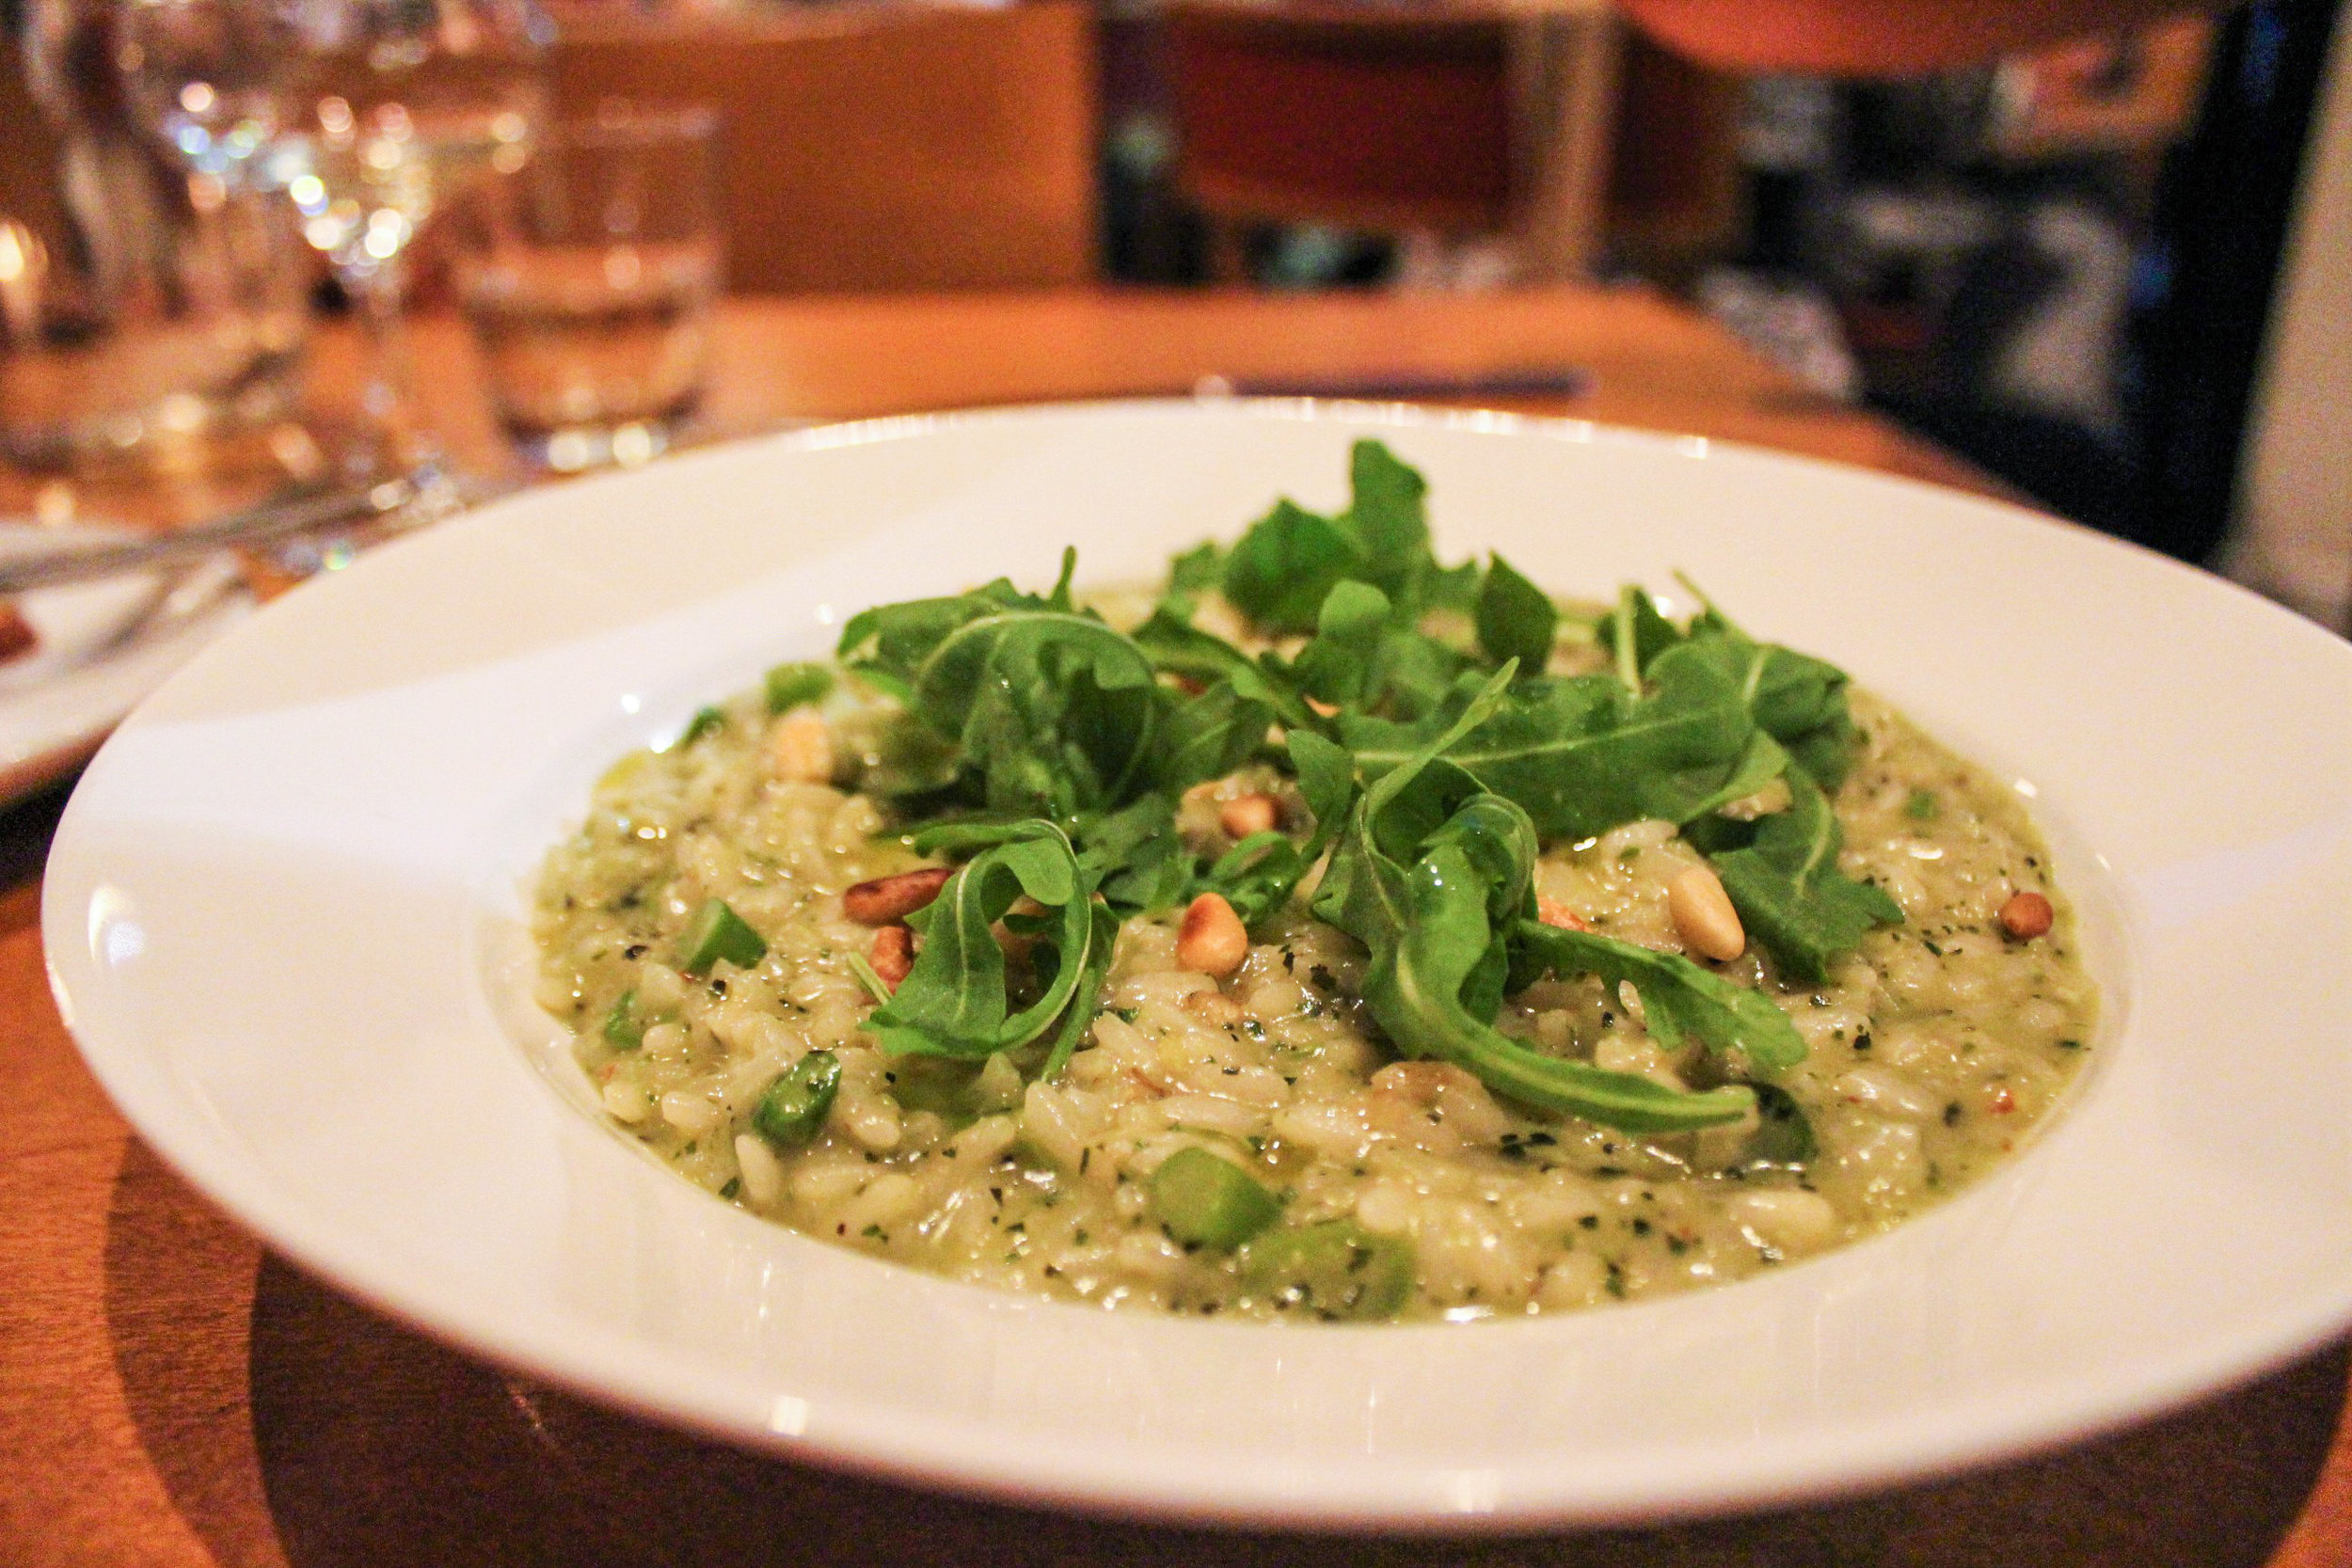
[0,523,246,802]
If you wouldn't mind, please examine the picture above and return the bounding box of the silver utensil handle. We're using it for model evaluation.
[0,473,455,595]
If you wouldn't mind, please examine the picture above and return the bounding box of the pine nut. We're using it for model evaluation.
[1218,793,1280,839]
[1369,1059,1476,1104]
[869,925,914,988]
[768,707,834,784]
[1536,895,1591,931]
[1667,863,1745,961]
[1176,892,1249,976]
[1183,990,1248,1027]
[843,866,952,925]
[1998,891,2054,941]
[993,895,1044,962]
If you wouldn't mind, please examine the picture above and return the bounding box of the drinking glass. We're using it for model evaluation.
[260,0,548,480]
[6,0,310,471]
[456,106,722,472]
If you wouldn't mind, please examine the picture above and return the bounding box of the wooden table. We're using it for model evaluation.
[5,285,2346,1566]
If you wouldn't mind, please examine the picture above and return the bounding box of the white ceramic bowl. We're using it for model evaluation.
[45,402,2352,1530]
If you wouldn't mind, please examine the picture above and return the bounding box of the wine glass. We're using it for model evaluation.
[117,0,548,483]
[266,0,548,481]
[9,0,311,490]
[113,0,548,482]
[113,0,297,187]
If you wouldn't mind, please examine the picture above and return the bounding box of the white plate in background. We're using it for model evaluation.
[0,523,247,803]
[43,402,2352,1529]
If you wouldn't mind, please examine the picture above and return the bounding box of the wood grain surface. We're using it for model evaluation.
[551,4,1099,293]
[5,286,2346,1566]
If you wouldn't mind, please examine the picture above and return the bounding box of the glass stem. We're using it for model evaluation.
[343,258,437,480]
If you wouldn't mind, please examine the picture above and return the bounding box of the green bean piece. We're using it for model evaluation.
[601,989,644,1050]
[678,898,767,974]
[764,661,834,715]
[755,1051,842,1148]
[1149,1147,1280,1249]
[1238,1219,1415,1321]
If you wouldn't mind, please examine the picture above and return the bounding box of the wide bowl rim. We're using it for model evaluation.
[45,396,2352,1531]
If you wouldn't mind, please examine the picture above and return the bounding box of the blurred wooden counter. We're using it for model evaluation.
[6,284,2348,1567]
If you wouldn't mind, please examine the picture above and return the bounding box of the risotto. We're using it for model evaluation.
[532,442,2096,1323]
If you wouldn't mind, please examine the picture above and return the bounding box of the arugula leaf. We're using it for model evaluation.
[974,628,1157,816]
[1329,795,1760,1133]
[1288,580,1393,708]
[1506,922,1806,1073]
[1130,603,1316,731]
[1750,648,1858,789]
[1220,499,1367,634]
[1597,585,1683,682]
[1277,579,1469,722]
[1423,558,1484,614]
[1364,630,1472,721]
[1337,438,1433,603]
[1661,579,1859,789]
[1073,793,1191,915]
[1198,728,1358,928]
[838,548,1335,935]
[1642,729,1790,825]
[1038,900,1123,1079]
[1200,832,1308,928]
[1311,672,1761,1132]
[764,661,834,714]
[846,698,962,797]
[1340,654,1755,842]
[1168,540,1224,596]
[1474,553,1557,673]
[1708,770,1903,983]
[1199,442,1483,720]
[1142,580,1462,741]
[1218,440,1453,632]
[841,582,1163,821]
[1705,632,1857,791]
[1589,581,1860,790]
[1633,628,1862,804]
[1151,679,1277,795]
[1338,594,1868,845]
[837,578,1048,682]
[1287,727,1357,841]
[866,822,1110,1066]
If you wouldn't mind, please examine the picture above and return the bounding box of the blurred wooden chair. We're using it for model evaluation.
[1604,30,1743,283]
[0,47,68,248]
[1162,0,1619,281]
[1983,15,2215,187]
[550,0,1099,293]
